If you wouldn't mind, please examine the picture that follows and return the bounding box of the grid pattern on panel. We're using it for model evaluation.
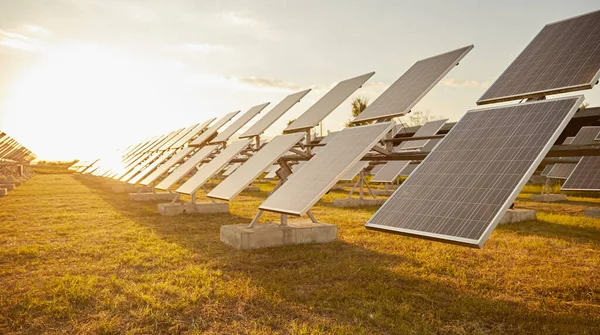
[284,73,374,133]
[240,89,311,138]
[399,163,418,177]
[353,46,473,123]
[371,161,411,183]
[190,111,240,146]
[177,139,252,195]
[140,147,194,186]
[540,164,554,177]
[562,156,600,190]
[339,161,369,181]
[259,122,394,215]
[211,103,269,143]
[397,119,448,150]
[208,133,304,201]
[366,96,582,247]
[478,10,600,105]
[546,163,577,179]
[155,145,218,191]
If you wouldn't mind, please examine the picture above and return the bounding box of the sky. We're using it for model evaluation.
[0,0,599,161]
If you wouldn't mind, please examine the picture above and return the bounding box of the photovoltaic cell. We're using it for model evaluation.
[155,145,218,191]
[211,103,269,143]
[283,72,375,133]
[396,119,448,150]
[365,95,583,248]
[371,161,411,183]
[339,161,369,181]
[207,133,305,201]
[240,89,311,138]
[140,147,194,186]
[259,122,395,216]
[540,164,554,177]
[399,163,418,177]
[177,139,252,195]
[562,156,600,191]
[477,10,600,105]
[352,45,473,123]
[190,111,240,146]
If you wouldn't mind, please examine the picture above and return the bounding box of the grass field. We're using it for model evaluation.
[1,174,599,334]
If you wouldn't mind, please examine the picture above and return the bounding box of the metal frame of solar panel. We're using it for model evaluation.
[259,122,395,216]
[283,72,374,134]
[365,95,584,248]
[210,103,269,144]
[352,45,473,124]
[208,133,305,201]
[477,10,600,105]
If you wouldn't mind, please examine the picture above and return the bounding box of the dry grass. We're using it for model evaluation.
[0,174,599,334]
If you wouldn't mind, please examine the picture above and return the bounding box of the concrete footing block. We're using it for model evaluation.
[220,220,337,250]
[0,188,7,197]
[112,185,152,194]
[529,194,568,202]
[129,192,180,202]
[0,184,15,191]
[499,209,537,225]
[332,198,386,208]
[157,201,229,216]
[584,208,600,218]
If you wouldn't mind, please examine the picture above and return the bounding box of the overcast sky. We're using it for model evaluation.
[0,0,599,160]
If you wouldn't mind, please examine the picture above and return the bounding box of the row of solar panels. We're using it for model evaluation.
[0,131,36,164]
[76,9,600,249]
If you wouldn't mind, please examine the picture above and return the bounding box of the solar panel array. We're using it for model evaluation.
[190,111,240,146]
[396,119,448,150]
[562,156,600,191]
[352,45,473,123]
[545,136,582,179]
[371,161,411,183]
[208,133,305,201]
[283,72,375,133]
[140,147,194,186]
[259,122,395,216]
[172,119,215,148]
[240,89,311,138]
[477,10,600,105]
[155,145,218,191]
[365,96,583,248]
[211,103,269,143]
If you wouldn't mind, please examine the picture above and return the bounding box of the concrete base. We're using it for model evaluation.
[0,184,15,191]
[0,188,7,197]
[499,209,537,225]
[372,189,395,196]
[584,208,600,218]
[332,198,386,208]
[157,201,229,216]
[112,185,152,194]
[129,192,180,202]
[529,194,568,202]
[220,220,337,250]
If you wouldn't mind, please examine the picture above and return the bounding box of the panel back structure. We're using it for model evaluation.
[155,145,218,191]
[365,95,583,248]
[477,10,600,105]
[177,139,252,195]
[240,89,311,138]
[396,119,448,150]
[259,122,395,216]
[339,161,370,181]
[140,147,195,186]
[352,45,473,123]
[210,103,269,143]
[283,72,375,133]
[208,133,305,201]
[190,111,240,147]
[371,161,411,183]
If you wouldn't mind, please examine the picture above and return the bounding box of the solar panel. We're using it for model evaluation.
[396,119,448,150]
[190,111,240,147]
[339,161,369,181]
[562,156,600,191]
[421,138,442,153]
[545,135,585,179]
[313,131,339,154]
[264,165,279,179]
[365,95,583,248]
[570,126,600,145]
[540,164,554,177]
[155,145,218,191]
[240,89,311,138]
[160,124,196,150]
[211,103,269,143]
[371,161,411,183]
[120,152,161,182]
[352,45,473,123]
[370,164,384,175]
[399,163,418,177]
[563,136,576,145]
[283,72,375,133]
[128,150,177,184]
[477,10,600,105]
[292,161,307,173]
[222,163,241,177]
[177,139,252,195]
[140,147,194,186]
[207,133,305,201]
[157,127,186,151]
[259,122,395,215]
[172,119,215,148]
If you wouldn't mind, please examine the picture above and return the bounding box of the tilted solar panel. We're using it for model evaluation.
[365,95,583,248]
[477,10,600,105]
[352,45,473,123]
[371,161,411,183]
[140,147,194,186]
[545,135,584,179]
[211,103,269,143]
[399,163,418,177]
[190,111,240,147]
[396,119,448,150]
[540,164,554,177]
[171,119,215,148]
[155,145,218,191]
[562,156,600,191]
[339,161,369,181]
[222,163,241,177]
[283,72,375,133]
[259,122,395,216]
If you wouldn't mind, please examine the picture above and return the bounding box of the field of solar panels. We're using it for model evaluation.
[1,168,599,334]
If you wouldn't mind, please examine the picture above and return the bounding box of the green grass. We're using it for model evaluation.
[1,174,599,334]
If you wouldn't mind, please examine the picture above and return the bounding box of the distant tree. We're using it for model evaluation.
[403,110,440,127]
[345,97,370,127]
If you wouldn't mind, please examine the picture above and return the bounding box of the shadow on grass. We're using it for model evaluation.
[496,219,600,245]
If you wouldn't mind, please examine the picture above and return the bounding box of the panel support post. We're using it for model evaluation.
[191,193,197,204]
[248,210,264,228]
[280,214,288,227]
[307,210,318,223]
[305,129,312,155]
